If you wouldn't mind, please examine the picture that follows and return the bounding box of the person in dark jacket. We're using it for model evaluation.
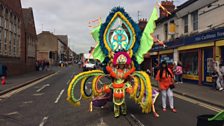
[1,65,7,85]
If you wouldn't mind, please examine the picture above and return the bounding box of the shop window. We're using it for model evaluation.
[180,51,198,75]
[183,15,188,33]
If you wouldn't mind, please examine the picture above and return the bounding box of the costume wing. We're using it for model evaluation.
[131,71,152,113]
[91,25,106,63]
[135,7,158,64]
[67,70,106,106]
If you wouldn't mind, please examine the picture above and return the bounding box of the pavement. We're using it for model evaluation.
[150,78,224,109]
[0,64,222,126]
[0,66,58,95]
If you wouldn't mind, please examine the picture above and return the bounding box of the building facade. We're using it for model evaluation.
[148,0,224,85]
[37,31,68,65]
[22,8,37,72]
[0,0,37,75]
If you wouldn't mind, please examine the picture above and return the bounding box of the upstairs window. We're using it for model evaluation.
[192,11,198,31]
[183,15,188,33]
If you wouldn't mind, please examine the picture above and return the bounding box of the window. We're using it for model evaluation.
[164,23,168,40]
[192,11,198,31]
[183,15,188,33]
[13,33,16,56]
[156,34,160,40]
[169,20,175,39]
[4,30,6,54]
[0,28,2,54]
[180,51,198,75]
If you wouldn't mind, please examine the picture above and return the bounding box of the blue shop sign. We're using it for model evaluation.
[151,27,224,51]
[188,28,224,44]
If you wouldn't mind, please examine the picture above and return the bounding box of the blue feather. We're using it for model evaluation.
[99,7,142,60]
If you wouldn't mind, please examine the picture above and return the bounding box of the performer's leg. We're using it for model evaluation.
[114,104,120,118]
[121,102,127,115]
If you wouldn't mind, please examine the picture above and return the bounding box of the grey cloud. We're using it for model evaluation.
[21,0,188,53]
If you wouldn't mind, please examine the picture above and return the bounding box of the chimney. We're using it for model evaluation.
[160,1,175,18]
[138,18,148,31]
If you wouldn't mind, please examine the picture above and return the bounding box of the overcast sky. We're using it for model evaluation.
[21,0,188,54]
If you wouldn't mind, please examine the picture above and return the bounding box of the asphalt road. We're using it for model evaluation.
[0,64,218,126]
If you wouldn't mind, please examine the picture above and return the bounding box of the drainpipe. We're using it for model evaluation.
[198,48,202,85]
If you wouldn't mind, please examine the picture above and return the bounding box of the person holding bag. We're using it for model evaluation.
[156,61,176,113]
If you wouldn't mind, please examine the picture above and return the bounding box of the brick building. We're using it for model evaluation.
[0,0,37,75]
[22,8,37,72]
[37,31,67,65]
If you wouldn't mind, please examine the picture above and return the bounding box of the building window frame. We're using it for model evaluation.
[164,23,168,41]
[183,15,188,33]
[192,10,198,31]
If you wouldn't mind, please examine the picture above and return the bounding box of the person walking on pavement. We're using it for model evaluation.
[1,64,7,86]
[156,61,176,113]
[219,63,224,89]
[174,61,183,84]
[213,61,223,91]
[172,61,177,83]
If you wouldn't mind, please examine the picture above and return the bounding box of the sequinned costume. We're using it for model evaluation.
[67,7,158,117]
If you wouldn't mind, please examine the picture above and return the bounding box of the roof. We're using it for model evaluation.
[156,0,198,24]
[176,0,197,11]
[22,8,37,37]
[56,35,68,46]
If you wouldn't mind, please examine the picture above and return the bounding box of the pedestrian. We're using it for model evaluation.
[146,68,151,76]
[1,64,7,85]
[46,61,50,71]
[156,61,176,113]
[172,61,177,82]
[175,61,183,84]
[35,61,39,71]
[153,62,159,79]
[213,61,223,91]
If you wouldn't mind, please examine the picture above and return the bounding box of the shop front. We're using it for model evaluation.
[179,50,199,83]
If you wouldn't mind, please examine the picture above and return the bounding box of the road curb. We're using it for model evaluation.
[0,72,56,96]
[152,85,224,109]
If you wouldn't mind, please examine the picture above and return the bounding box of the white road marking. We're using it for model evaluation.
[96,118,108,126]
[33,93,44,96]
[130,114,144,126]
[99,80,104,85]
[23,101,33,104]
[66,80,70,85]
[54,89,65,104]
[36,84,50,92]
[174,93,222,112]
[0,72,57,99]
[39,116,48,126]
[6,111,19,116]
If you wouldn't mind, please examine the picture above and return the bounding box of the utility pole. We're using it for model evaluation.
[137,10,141,21]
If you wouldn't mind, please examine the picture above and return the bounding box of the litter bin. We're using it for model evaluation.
[197,114,224,126]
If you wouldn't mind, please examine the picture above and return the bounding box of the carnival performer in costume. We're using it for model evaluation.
[67,6,159,117]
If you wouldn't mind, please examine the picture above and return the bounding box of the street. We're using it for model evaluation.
[0,65,220,126]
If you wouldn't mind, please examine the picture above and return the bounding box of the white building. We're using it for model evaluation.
[150,0,224,85]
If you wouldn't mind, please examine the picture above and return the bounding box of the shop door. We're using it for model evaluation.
[203,48,213,84]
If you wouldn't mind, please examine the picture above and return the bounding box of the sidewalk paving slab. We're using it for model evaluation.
[150,78,224,109]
